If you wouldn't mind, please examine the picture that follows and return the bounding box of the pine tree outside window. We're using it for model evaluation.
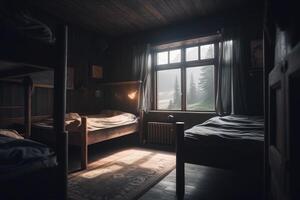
[153,37,218,112]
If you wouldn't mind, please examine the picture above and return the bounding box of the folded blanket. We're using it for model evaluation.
[33,112,81,131]
[33,110,137,132]
[0,129,24,139]
[0,136,56,173]
[86,111,137,131]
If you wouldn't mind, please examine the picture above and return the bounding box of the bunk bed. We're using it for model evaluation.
[31,110,139,170]
[0,129,58,199]
[175,115,264,197]
[0,10,68,199]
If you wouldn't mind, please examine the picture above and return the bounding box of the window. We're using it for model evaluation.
[186,65,214,111]
[157,69,181,110]
[157,51,168,65]
[200,44,214,60]
[186,46,199,61]
[154,40,218,111]
[169,49,181,63]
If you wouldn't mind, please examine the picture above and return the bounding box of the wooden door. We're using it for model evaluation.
[285,44,300,200]
[268,61,288,200]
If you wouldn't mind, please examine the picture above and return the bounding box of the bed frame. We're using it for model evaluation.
[32,115,139,170]
[0,23,68,199]
[175,122,263,198]
[79,116,139,169]
[32,79,142,171]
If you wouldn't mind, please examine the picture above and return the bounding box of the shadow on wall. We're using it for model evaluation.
[103,82,141,115]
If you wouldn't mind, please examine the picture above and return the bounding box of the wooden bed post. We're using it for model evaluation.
[23,76,32,139]
[54,25,68,200]
[176,122,185,199]
[139,109,145,144]
[81,116,88,170]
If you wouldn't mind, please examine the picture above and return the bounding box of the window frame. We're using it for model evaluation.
[153,39,219,112]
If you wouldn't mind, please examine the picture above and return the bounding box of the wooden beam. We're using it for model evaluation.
[54,25,68,200]
[0,79,23,83]
[100,80,142,86]
[176,122,185,199]
[0,67,44,79]
[23,76,32,138]
[0,105,24,109]
[80,116,88,170]
[0,115,50,127]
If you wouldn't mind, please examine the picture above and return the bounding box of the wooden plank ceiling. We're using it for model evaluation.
[29,0,261,36]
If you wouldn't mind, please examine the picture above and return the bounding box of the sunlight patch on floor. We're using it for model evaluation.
[80,164,123,179]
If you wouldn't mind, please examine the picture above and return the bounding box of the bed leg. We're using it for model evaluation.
[176,122,185,199]
[81,116,88,170]
[81,144,87,170]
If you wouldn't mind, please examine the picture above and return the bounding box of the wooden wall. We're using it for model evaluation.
[241,19,264,115]
[0,26,109,127]
[1,8,265,131]
[106,13,264,120]
[67,26,108,114]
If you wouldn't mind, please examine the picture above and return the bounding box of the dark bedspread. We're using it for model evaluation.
[183,115,264,169]
[0,136,57,179]
[185,115,264,141]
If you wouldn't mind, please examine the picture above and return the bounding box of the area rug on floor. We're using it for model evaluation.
[68,148,175,200]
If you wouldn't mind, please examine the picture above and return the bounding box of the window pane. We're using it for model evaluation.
[200,44,214,59]
[185,46,199,61]
[186,65,215,111]
[157,69,181,110]
[169,49,181,63]
[157,51,168,65]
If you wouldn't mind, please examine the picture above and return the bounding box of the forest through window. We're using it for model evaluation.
[154,41,217,111]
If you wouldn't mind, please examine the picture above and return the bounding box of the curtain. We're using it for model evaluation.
[132,44,152,112]
[216,28,248,115]
[216,39,233,115]
[232,36,248,114]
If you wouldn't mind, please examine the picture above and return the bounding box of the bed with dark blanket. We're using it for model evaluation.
[0,135,57,181]
[176,115,264,197]
[0,131,58,199]
[182,115,264,169]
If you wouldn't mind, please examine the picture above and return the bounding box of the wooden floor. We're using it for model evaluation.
[140,163,262,200]
[68,137,262,200]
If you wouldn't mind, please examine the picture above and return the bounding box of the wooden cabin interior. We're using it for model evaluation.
[0,0,299,199]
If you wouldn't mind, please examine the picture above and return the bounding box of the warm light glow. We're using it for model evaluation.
[128,90,137,100]
[118,150,152,165]
[139,154,175,169]
[80,164,123,179]
[75,148,175,179]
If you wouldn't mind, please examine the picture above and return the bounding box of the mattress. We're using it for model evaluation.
[183,115,264,168]
[84,110,138,131]
[0,135,57,180]
[33,110,138,132]
[185,115,264,141]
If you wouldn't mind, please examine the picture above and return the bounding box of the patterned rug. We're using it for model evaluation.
[68,148,175,200]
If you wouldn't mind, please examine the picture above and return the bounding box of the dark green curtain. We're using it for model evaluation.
[216,28,248,115]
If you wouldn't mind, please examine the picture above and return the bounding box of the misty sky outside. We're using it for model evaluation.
[186,65,214,111]
[157,69,181,110]
[186,46,199,61]
[157,44,215,110]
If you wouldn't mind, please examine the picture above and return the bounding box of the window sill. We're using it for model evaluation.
[148,110,216,114]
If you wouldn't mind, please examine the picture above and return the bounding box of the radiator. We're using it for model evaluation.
[147,122,175,145]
